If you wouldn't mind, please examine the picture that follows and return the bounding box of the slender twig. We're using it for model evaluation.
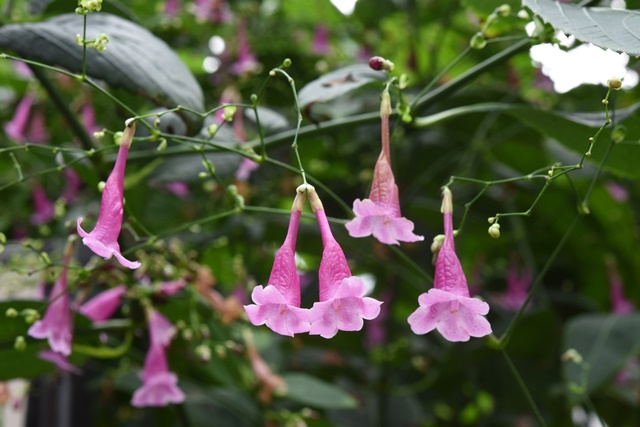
[501,349,548,427]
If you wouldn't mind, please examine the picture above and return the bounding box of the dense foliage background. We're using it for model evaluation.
[1,0,640,426]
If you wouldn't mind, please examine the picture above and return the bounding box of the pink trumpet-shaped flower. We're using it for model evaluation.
[193,0,232,23]
[79,285,127,322]
[245,190,311,336]
[77,121,140,269]
[157,279,187,297]
[31,181,55,226]
[131,309,184,407]
[164,0,180,16]
[345,92,423,245]
[62,168,82,204]
[81,102,100,137]
[493,257,532,312]
[312,24,330,55]
[4,94,34,143]
[408,188,491,342]
[230,18,259,75]
[308,189,382,339]
[607,257,634,315]
[28,246,74,356]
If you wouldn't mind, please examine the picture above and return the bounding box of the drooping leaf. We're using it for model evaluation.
[0,13,204,133]
[298,64,386,112]
[282,373,358,409]
[563,314,640,403]
[523,0,640,55]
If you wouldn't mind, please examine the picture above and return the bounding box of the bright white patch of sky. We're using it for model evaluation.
[330,0,358,15]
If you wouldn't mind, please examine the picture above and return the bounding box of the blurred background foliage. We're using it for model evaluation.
[0,0,640,426]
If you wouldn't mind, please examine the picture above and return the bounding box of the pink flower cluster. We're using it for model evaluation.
[245,186,383,338]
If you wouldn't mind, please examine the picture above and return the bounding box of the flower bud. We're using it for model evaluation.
[488,223,501,239]
[21,308,40,324]
[368,56,394,72]
[222,105,237,122]
[282,58,292,68]
[561,348,583,364]
[470,33,487,50]
[195,344,211,363]
[608,77,623,90]
[6,308,18,318]
[14,336,26,351]
[497,4,511,16]
[430,234,445,254]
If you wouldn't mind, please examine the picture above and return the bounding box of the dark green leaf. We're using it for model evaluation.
[563,314,640,403]
[523,0,640,55]
[282,373,358,409]
[298,64,386,112]
[0,13,204,133]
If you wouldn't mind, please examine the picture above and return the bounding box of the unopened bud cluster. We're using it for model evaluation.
[607,77,622,90]
[76,33,109,52]
[76,0,102,14]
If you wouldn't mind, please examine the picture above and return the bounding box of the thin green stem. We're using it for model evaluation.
[501,349,547,427]
[499,215,582,347]
[82,14,88,79]
[271,68,306,185]
[9,153,23,182]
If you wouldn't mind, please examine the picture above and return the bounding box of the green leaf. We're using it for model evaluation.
[414,102,640,178]
[0,300,88,380]
[298,64,386,113]
[563,314,640,403]
[0,13,204,133]
[282,373,358,409]
[523,0,640,55]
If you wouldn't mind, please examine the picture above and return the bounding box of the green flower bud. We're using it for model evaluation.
[222,105,237,122]
[6,308,18,318]
[488,223,501,239]
[207,124,218,137]
[195,344,211,363]
[470,32,487,50]
[607,77,623,90]
[14,336,27,351]
[430,234,445,254]
[283,58,292,68]
[157,138,167,151]
[497,4,511,17]
[21,309,40,325]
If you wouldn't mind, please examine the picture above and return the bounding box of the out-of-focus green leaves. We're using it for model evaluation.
[282,373,358,409]
[563,314,640,403]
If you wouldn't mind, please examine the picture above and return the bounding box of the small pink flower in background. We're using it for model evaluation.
[28,247,74,356]
[607,257,634,315]
[366,289,392,349]
[230,18,260,75]
[4,94,34,143]
[345,91,423,245]
[493,256,532,312]
[39,350,82,375]
[26,106,48,144]
[408,188,492,342]
[81,102,100,137]
[193,0,232,23]
[61,168,82,204]
[308,188,382,339]
[605,181,629,203]
[131,309,185,407]
[164,181,190,199]
[312,24,330,55]
[235,158,260,181]
[30,181,55,226]
[157,279,187,297]
[79,285,127,322]
[77,121,141,269]
[245,190,311,336]
[13,61,33,79]
[164,0,180,16]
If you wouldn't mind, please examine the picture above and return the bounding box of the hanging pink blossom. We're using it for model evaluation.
[345,92,423,245]
[164,0,180,16]
[26,106,48,144]
[30,181,55,226]
[77,121,140,269]
[157,279,187,297]
[81,102,100,137]
[408,188,492,342]
[131,309,184,407]
[308,189,382,339]
[193,0,232,23]
[28,250,74,356]
[79,285,127,322]
[493,257,532,312]
[245,190,311,336]
[230,18,260,75]
[164,182,190,199]
[4,94,34,143]
[312,24,330,55]
[61,168,82,204]
[608,258,634,315]
[605,181,629,202]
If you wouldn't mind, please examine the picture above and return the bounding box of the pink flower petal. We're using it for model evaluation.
[408,289,491,342]
[79,285,126,322]
[39,350,82,375]
[244,285,310,336]
[131,372,185,407]
[346,199,423,245]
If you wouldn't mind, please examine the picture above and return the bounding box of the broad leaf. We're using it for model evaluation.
[563,314,640,403]
[523,0,640,55]
[298,64,386,112]
[0,13,204,133]
[282,373,358,409]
